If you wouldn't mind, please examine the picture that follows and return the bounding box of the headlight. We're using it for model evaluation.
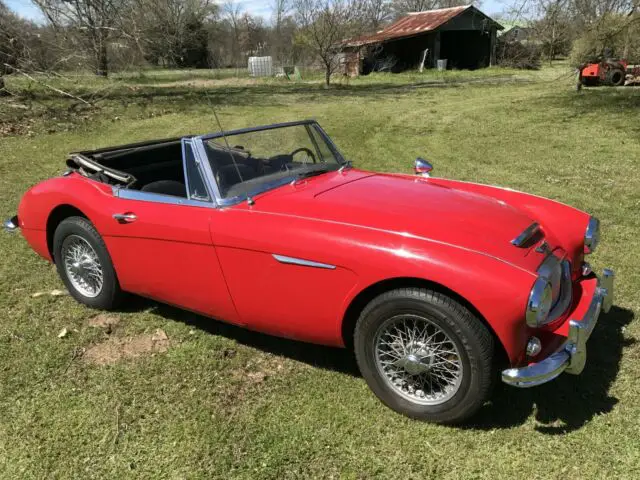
[584,217,600,254]
[526,277,553,327]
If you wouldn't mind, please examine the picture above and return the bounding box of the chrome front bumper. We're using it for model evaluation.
[502,268,614,388]
[3,216,19,233]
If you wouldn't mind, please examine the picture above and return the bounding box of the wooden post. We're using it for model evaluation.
[419,49,429,72]
[489,27,497,67]
[433,31,441,68]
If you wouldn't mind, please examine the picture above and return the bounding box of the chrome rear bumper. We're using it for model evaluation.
[3,216,19,233]
[502,268,614,388]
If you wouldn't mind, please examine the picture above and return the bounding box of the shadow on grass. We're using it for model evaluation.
[118,297,632,433]
[14,74,530,109]
[119,295,360,377]
[538,87,640,115]
[466,305,634,434]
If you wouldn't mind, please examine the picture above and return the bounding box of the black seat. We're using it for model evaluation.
[141,180,187,197]
[216,164,257,195]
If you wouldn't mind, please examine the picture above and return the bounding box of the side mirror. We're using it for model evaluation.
[414,158,433,177]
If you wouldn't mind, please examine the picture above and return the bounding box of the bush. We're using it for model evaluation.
[496,39,542,70]
[570,15,640,66]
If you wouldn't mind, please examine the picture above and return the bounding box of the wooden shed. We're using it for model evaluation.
[341,5,503,74]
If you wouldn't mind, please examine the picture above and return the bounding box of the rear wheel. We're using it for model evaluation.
[354,288,494,424]
[53,216,122,310]
[607,68,625,86]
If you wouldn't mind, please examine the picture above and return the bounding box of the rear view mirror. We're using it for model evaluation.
[414,158,433,177]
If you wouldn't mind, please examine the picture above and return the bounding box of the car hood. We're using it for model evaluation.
[251,170,548,273]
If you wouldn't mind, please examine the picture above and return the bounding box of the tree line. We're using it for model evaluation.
[1,0,639,86]
[508,0,639,66]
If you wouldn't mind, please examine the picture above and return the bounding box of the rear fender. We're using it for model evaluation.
[18,174,114,260]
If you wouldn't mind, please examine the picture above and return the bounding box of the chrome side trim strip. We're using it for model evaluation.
[511,222,541,247]
[113,187,216,209]
[272,254,336,270]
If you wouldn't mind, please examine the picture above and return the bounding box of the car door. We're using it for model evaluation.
[101,139,240,324]
[194,124,359,345]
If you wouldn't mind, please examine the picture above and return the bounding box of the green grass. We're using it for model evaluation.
[1,67,640,478]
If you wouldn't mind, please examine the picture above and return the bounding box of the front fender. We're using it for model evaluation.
[430,178,590,270]
[337,235,536,365]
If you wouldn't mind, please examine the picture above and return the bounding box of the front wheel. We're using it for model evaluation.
[354,288,494,424]
[53,216,123,310]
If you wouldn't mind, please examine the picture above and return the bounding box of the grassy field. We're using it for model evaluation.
[1,66,640,479]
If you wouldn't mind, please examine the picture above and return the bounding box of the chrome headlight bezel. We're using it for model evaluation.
[584,217,600,254]
[526,277,553,328]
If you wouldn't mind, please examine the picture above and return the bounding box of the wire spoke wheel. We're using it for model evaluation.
[62,235,104,298]
[374,314,463,405]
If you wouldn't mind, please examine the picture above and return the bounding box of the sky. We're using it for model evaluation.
[6,0,506,24]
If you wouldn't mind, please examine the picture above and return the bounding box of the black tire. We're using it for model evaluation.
[354,288,494,424]
[53,216,122,310]
[607,68,625,86]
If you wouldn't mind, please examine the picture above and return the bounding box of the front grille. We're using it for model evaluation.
[538,256,573,324]
[549,260,572,322]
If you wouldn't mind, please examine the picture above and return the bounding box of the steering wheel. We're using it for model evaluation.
[290,147,317,164]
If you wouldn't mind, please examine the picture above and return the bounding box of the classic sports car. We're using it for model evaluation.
[5,120,614,424]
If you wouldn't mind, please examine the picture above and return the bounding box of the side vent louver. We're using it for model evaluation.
[511,222,542,248]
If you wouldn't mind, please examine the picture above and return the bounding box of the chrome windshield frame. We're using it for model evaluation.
[192,120,348,208]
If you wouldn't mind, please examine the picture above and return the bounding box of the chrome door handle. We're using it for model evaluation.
[113,213,137,223]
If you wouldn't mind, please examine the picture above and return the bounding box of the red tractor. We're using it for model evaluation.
[577,58,640,88]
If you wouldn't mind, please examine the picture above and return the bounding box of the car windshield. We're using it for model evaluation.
[202,123,344,200]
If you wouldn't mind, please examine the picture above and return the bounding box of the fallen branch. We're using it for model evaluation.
[3,63,91,105]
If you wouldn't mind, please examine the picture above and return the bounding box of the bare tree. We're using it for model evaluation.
[130,0,215,67]
[223,1,243,67]
[533,0,573,63]
[363,0,392,29]
[33,0,127,76]
[238,12,268,57]
[272,0,291,61]
[294,0,365,86]
[1,1,67,87]
[391,0,475,16]
[274,0,291,28]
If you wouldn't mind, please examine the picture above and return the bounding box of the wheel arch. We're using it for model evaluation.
[46,204,89,261]
[340,277,509,367]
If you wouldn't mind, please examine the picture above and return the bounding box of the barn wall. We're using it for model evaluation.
[362,34,434,74]
[439,8,495,32]
[440,30,491,69]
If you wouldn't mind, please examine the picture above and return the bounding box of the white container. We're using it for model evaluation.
[437,59,448,71]
[248,56,273,77]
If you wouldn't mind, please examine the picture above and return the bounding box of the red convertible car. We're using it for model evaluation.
[5,120,614,424]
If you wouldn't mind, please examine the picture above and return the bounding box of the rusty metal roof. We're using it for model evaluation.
[342,5,501,48]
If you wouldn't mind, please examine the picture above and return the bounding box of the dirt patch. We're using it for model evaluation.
[87,314,120,329]
[218,357,289,409]
[83,329,170,366]
[137,78,262,89]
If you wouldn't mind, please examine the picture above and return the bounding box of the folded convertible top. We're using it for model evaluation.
[67,136,193,187]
